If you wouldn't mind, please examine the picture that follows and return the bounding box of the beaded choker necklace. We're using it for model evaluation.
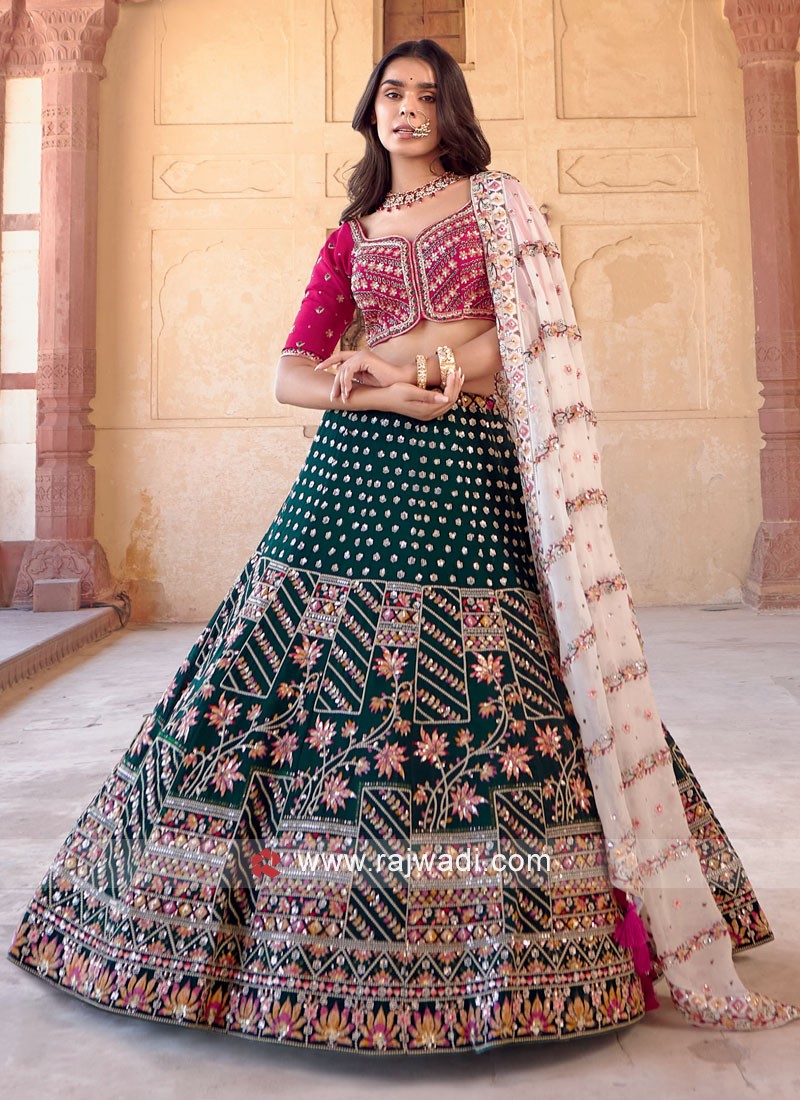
[376,171,463,213]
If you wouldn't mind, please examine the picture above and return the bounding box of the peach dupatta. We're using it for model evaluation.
[471,168,798,1029]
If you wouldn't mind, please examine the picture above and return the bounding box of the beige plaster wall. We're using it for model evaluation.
[0,77,40,542]
[94,0,767,620]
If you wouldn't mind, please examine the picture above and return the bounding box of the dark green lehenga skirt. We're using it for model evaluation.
[7,391,772,1053]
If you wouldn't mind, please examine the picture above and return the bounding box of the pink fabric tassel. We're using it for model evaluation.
[613,888,660,1012]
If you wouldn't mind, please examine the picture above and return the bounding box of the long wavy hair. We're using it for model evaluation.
[340,39,491,223]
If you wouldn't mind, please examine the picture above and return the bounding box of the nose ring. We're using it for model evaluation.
[398,103,430,138]
[411,111,431,139]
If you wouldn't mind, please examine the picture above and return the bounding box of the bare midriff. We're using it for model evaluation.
[370,317,500,397]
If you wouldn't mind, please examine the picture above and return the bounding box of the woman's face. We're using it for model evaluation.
[372,57,441,161]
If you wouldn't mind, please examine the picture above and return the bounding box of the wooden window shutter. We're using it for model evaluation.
[383,1,466,65]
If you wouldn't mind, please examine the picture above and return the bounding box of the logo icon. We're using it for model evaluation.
[250,847,281,879]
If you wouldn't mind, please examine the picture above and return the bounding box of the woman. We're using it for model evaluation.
[7,39,798,1053]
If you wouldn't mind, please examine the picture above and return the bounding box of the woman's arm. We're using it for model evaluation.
[275,354,384,410]
[414,326,502,390]
[274,353,456,414]
[320,325,503,402]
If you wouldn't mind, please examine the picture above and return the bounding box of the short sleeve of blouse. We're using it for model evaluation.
[280,223,356,363]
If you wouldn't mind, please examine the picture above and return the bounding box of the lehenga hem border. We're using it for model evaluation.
[5,949,646,1055]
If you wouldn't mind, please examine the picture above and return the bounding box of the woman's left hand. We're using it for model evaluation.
[315,349,410,401]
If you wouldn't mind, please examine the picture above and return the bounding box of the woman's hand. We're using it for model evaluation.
[315,348,410,400]
[378,366,465,420]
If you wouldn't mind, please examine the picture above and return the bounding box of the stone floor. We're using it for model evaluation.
[0,607,121,691]
[1,605,799,1099]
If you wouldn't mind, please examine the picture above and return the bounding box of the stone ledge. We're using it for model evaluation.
[0,608,122,694]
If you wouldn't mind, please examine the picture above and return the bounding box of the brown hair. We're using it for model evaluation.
[340,39,491,223]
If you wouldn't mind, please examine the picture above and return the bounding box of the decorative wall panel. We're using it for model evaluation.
[558,147,699,193]
[152,229,294,421]
[563,222,707,413]
[156,0,293,125]
[554,0,696,119]
[153,155,294,200]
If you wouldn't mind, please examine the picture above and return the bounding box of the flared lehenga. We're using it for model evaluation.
[7,391,773,1053]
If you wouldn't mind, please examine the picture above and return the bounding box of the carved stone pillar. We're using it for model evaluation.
[4,0,121,606]
[725,1,800,609]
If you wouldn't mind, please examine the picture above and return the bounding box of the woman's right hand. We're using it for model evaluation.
[376,367,464,420]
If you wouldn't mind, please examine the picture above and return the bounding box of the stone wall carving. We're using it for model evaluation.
[153,155,293,200]
[0,1,120,77]
[41,101,96,150]
[557,148,699,194]
[725,0,800,607]
[0,2,49,75]
[724,0,800,62]
[3,1,120,606]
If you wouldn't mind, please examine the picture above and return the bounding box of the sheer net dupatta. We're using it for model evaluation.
[470,169,799,1030]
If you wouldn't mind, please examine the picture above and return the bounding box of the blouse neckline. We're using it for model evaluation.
[349,198,473,247]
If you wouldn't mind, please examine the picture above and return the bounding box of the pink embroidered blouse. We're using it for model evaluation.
[280,199,494,363]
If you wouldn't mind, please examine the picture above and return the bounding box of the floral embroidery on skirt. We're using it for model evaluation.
[6,393,772,1053]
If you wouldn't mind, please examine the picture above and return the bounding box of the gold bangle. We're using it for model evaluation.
[436,344,456,384]
[415,354,427,389]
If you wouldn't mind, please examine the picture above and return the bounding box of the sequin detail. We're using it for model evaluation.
[543,530,575,570]
[584,574,628,603]
[670,985,800,1030]
[281,224,357,363]
[540,321,582,341]
[620,746,673,789]
[603,660,649,694]
[657,920,732,970]
[560,626,597,673]
[640,837,696,878]
[583,727,616,759]
[349,203,495,346]
[533,435,560,464]
[516,240,561,263]
[6,386,774,1053]
[566,489,608,516]
[553,402,598,428]
[280,347,323,363]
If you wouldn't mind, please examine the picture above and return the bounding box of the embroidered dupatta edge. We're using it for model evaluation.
[468,169,799,1026]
